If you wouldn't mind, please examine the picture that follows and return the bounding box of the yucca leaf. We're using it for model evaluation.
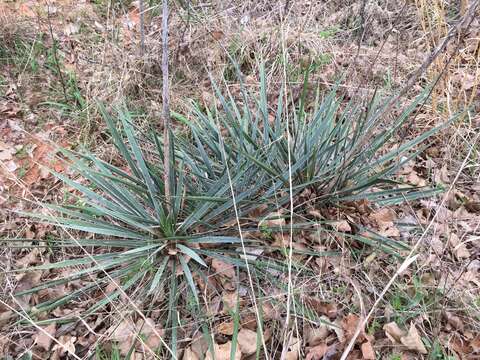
[85,267,147,315]
[120,110,165,222]
[148,256,170,295]
[176,244,207,267]
[179,255,199,304]
[167,261,178,359]
[186,236,244,244]
[99,103,142,179]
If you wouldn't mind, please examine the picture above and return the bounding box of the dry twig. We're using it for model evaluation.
[162,0,172,213]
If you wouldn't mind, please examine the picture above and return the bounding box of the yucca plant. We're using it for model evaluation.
[12,106,302,354]
[8,64,456,356]
[167,65,456,258]
[180,65,450,209]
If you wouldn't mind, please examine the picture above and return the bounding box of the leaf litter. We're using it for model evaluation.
[1,0,480,359]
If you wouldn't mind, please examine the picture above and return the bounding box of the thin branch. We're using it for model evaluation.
[46,2,68,104]
[162,0,172,213]
[139,0,145,56]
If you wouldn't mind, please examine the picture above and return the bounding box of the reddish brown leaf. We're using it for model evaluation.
[303,297,337,319]
[237,328,257,356]
[361,341,375,359]
[211,30,224,40]
[306,343,328,360]
[470,336,480,353]
[383,322,405,344]
[205,341,241,360]
[34,323,56,351]
[400,323,427,354]
[342,314,363,343]
[212,258,235,278]
[217,321,235,335]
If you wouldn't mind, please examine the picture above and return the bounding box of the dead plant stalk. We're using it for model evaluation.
[162,0,172,213]
[139,0,145,56]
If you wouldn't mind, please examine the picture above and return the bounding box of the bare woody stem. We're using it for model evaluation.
[162,0,172,213]
[46,3,68,104]
[139,0,145,56]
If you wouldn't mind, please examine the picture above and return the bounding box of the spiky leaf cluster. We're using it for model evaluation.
[10,66,454,353]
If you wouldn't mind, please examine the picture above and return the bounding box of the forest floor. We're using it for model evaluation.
[0,0,479,359]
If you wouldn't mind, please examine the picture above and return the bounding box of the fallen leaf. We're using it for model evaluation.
[0,309,13,327]
[0,336,8,358]
[272,232,288,248]
[370,208,400,237]
[331,220,351,232]
[124,8,140,29]
[109,319,135,354]
[400,323,427,354]
[434,165,450,185]
[285,337,301,360]
[18,3,37,18]
[5,160,17,172]
[304,320,329,346]
[110,318,135,342]
[361,341,375,359]
[217,321,235,336]
[306,343,328,360]
[16,271,42,306]
[184,347,200,360]
[262,301,281,321]
[237,328,257,355]
[190,335,209,359]
[333,318,345,343]
[342,314,362,343]
[470,336,480,353]
[52,335,76,356]
[211,30,224,40]
[248,204,268,218]
[22,141,60,185]
[443,311,464,331]
[371,208,395,224]
[454,243,471,259]
[465,200,480,213]
[303,297,337,319]
[212,258,235,278]
[240,312,258,331]
[383,322,406,344]
[16,248,41,267]
[0,147,13,161]
[379,226,400,237]
[64,23,80,35]
[429,235,444,254]
[222,291,237,312]
[259,211,285,228]
[462,270,480,287]
[109,317,163,355]
[449,334,472,357]
[263,326,273,342]
[35,323,56,351]
[205,341,241,360]
[140,318,165,350]
[406,171,427,186]
[308,208,323,219]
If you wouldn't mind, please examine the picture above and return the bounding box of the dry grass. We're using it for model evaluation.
[1,0,479,358]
